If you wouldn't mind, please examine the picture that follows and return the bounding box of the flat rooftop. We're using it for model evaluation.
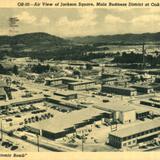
[48,96,78,106]
[27,107,105,133]
[110,118,160,138]
[141,99,160,105]
[93,101,135,112]
[45,77,77,82]
[69,80,95,85]
[136,109,151,114]
[0,95,44,108]
[0,88,6,96]
[54,91,77,96]
[102,72,119,76]
[150,97,160,102]
[131,85,153,89]
[45,77,94,85]
[102,85,136,91]
[0,80,7,87]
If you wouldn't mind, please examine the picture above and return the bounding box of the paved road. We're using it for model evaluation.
[0,132,51,152]
[1,129,79,152]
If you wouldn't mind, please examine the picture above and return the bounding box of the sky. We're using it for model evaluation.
[0,8,160,37]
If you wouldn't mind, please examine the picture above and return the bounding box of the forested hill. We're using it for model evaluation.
[2,32,160,46]
[70,32,160,45]
[0,32,101,60]
[1,32,160,60]
[0,32,69,46]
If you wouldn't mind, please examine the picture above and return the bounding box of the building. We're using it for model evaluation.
[0,95,88,113]
[61,77,78,84]
[0,96,45,110]
[54,91,78,100]
[45,77,77,86]
[0,80,11,100]
[101,85,137,96]
[140,99,160,108]
[109,118,160,148]
[114,80,129,86]
[68,81,96,90]
[131,85,154,94]
[102,77,118,83]
[45,77,96,90]
[93,103,136,124]
[101,73,119,79]
[26,108,111,140]
[136,110,152,120]
[152,84,160,91]
[47,96,87,111]
[150,97,160,103]
[45,78,63,86]
[155,77,160,83]
[0,88,6,100]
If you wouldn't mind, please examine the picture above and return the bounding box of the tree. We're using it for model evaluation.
[31,63,50,73]
[13,65,18,75]
[0,64,5,74]
[73,69,81,78]
[86,63,93,70]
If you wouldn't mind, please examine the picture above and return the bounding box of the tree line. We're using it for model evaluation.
[113,51,160,67]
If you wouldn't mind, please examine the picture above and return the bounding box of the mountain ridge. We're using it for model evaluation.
[0,32,70,46]
[1,32,160,45]
[69,32,160,44]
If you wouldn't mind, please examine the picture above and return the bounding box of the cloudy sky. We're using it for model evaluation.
[0,8,160,37]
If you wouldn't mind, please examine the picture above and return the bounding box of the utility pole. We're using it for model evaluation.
[81,137,84,152]
[37,134,40,152]
[101,64,105,75]
[1,119,3,141]
[81,130,85,152]
[142,43,146,70]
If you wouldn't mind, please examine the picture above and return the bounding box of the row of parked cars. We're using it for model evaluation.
[0,139,19,151]
[24,112,54,124]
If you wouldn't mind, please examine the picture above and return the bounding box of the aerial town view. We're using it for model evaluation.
[0,8,160,152]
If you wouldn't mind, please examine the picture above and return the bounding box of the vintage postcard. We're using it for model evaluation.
[0,0,159,159]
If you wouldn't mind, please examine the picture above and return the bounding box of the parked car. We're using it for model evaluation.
[11,145,18,150]
[21,135,28,140]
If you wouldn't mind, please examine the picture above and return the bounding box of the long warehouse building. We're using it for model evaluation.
[26,108,112,140]
[109,118,160,148]
[101,85,137,96]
